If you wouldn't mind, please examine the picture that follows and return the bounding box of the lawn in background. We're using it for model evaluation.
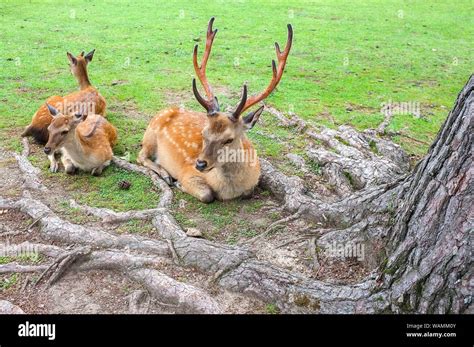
[0,0,472,208]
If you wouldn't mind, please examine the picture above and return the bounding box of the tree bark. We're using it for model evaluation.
[379,74,473,313]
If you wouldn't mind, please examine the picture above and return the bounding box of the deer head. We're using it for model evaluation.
[66,49,95,89]
[43,104,87,155]
[192,18,293,172]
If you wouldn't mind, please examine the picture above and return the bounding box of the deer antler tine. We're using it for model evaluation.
[272,60,277,77]
[192,18,219,114]
[193,44,199,71]
[242,23,293,112]
[287,24,293,43]
[208,17,217,37]
[232,84,248,119]
[192,78,210,112]
[275,42,281,56]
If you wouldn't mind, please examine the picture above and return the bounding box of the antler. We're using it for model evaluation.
[239,24,293,114]
[192,17,219,114]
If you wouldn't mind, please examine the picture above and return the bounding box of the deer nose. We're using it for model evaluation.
[44,147,52,155]
[195,160,207,171]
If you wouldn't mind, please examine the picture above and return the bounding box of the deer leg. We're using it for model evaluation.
[61,155,76,175]
[137,140,175,186]
[180,174,214,203]
[91,165,104,176]
[240,188,255,200]
[141,158,174,186]
[91,159,112,176]
[48,154,59,173]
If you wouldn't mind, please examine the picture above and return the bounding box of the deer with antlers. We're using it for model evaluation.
[138,18,293,202]
[22,50,106,146]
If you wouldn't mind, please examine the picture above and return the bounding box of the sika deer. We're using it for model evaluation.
[138,18,292,202]
[43,104,117,176]
[22,50,106,144]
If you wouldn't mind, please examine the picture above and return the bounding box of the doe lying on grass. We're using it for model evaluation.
[138,18,293,202]
[43,104,117,176]
[21,50,106,144]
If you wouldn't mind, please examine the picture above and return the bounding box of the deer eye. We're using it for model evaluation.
[224,138,234,145]
[61,130,69,135]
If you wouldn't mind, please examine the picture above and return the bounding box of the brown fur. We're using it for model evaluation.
[138,108,260,202]
[22,51,106,144]
[45,112,117,176]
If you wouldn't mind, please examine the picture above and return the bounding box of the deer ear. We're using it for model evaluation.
[84,49,95,63]
[242,106,264,130]
[67,52,77,65]
[73,113,88,123]
[46,103,60,117]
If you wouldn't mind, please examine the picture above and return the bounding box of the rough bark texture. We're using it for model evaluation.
[379,75,473,313]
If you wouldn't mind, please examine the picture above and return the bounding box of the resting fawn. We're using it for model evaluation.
[43,104,117,176]
[22,50,106,144]
[138,18,292,202]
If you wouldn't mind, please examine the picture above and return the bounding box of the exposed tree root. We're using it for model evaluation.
[307,126,409,195]
[14,137,47,191]
[128,268,222,313]
[243,210,303,245]
[127,290,151,314]
[218,259,386,313]
[264,105,409,197]
[376,110,393,135]
[1,195,170,257]
[264,105,308,131]
[69,199,164,224]
[35,246,92,287]
[259,156,404,227]
[1,241,220,313]
[0,263,49,274]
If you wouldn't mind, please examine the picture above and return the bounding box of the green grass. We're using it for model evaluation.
[172,188,276,243]
[0,253,42,265]
[265,303,281,314]
[1,273,18,290]
[29,151,160,211]
[67,165,160,211]
[0,256,12,265]
[0,0,472,215]
[116,219,156,234]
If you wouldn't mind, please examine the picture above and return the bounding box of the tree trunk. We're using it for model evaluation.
[380,74,473,313]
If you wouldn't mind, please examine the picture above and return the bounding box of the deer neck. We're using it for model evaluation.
[74,63,92,90]
[218,137,257,178]
[62,130,86,158]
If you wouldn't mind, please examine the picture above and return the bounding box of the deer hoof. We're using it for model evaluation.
[91,167,103,176]
[50,162,59,173]
[65,165,76,175]
[200,191,215,204]
[163,176,176,186]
